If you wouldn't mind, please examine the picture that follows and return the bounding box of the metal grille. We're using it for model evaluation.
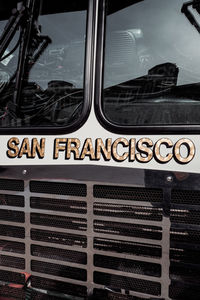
[0,178,24,191]
[1,175,200,299]
[170,188,200,299]
[94,184,163,202]
[30,180,87,196]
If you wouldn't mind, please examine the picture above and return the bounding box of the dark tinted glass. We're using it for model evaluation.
[0,0,88,128]
[103,0,200,126]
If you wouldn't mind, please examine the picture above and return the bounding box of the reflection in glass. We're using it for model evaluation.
[0,0,87,128]
[103,0,200,126]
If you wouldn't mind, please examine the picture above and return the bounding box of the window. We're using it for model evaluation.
[102,0,200,131]
[0,0,88,131]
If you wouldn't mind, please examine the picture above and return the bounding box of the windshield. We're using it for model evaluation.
[103,0,200,126]
[0,0,88,128]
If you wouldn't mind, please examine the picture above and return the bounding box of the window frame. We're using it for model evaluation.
[0,0,94,135]
[94,0,200,134]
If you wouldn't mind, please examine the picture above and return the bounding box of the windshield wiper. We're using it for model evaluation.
[182,0,200,34]
[0,0,51,115]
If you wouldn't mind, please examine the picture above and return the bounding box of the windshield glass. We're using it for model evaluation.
[0,0,88,128]
[103,0,200,126]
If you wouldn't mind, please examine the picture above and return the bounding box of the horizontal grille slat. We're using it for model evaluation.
[0,179,24,192]
[171,189,200,206]
[94,185,162,202]
[94,203,162,221]
[94,237,162,258]
[0,194,24,207]
[0,209,24,223]
[93,288,150,300]
[94,220,162,240]
[31,276,87,298]
[31,260,87,281]
[169,280,200,300]
[0,240,25,254]
[31,213,87,231]
[94,271,161,296]
[0,224,25,239]
[30,197,87,214]
[31,244,87,265]
[94,254,161,277]
[31,228,87,248]
[0,255,25,269]
[0,269,25,284]
[30,181,87,197]
[0,286,25,299]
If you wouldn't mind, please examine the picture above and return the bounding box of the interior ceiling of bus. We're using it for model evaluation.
[0,0,88,20]
[0,0,145,20]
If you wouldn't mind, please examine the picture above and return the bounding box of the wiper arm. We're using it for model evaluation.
[182,0,200,34]
[0,3,25,61]
[0,0,51,115]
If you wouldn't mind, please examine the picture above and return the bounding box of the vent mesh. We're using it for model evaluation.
[94,185,162,202]
[30,180,87,196]
[94,272,161,296]
[0,179,24,191]
[31,260,87,281]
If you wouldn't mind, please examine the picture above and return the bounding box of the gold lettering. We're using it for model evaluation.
[80,138,95,160]
[7,137,20,158]
[154,138,173,163]
[54,138,67,159]
[174,138,195,164]
[66,138,80,159]
[112,138,129,161]
[96,138,112,160]
[18,138,32,158]
[129,138,136,161]
[32,138,45,158]
[136,138,153,163]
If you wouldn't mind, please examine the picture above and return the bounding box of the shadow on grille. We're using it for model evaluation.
[94,185,162,202]
[170,261,200,285]
[171,189,200,206]
[0,209,24,223]
[0,224,25,238]
[0,286,25,299]
[30,180,87,197]
[94,220,162,240]
[93,289,151,300]
[94,203,162,221]
[31,260,87,281]
[169,280,200,300]
[0,194,24,207]
[0,255,25,269]
[31,276,87,298]
[0,269,25,285]
[171,227,200,244]
[31,213,87,231]
[170,245,200,265]
[170,208,200,226]
[31,228,87,248]
[94,238,162,258]
[0,178,24,191]
[94,272,161,296]
[0,240,25,254]
[31,197,87,214]
[94,254,161,277]
[31,244,87,264]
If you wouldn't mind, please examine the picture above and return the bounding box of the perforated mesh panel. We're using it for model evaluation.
[0,179,24,191]
[30,180,87,196]
[1,173,200,299]
[170,188,200,300]
[94,185,163,202]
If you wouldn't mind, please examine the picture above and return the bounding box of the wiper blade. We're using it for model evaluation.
[182,1,200,34]
[0,0,51,116]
